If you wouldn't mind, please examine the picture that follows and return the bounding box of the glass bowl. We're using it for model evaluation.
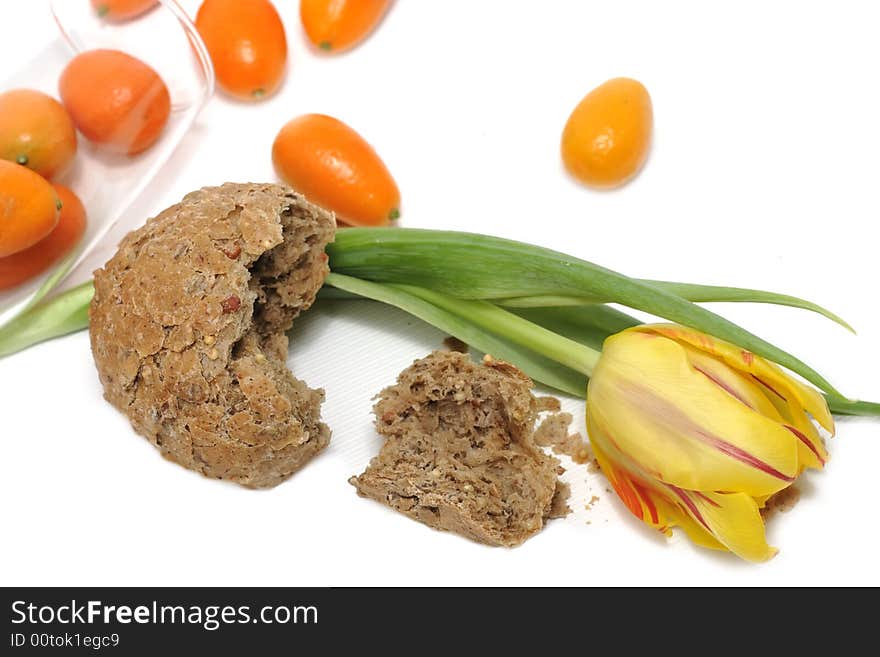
[0,0,214,328]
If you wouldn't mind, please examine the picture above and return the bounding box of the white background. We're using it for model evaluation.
[1,0,878,586]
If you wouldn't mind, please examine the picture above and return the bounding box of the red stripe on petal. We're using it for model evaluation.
[668,485,711,531]
[785,424,827,466]
[632,481,660,524]
[693,491,721,508]
[694,365,756,410]
[751,374,788,402]
[609,471,645,522]
[697,430,796,483]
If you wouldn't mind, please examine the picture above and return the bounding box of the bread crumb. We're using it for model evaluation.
[535,396,561,412]
[548,481,572,519]
[534,413,570,447]
[534,413,593,463]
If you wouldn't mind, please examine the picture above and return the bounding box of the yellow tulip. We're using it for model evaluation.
[586,324,834,562]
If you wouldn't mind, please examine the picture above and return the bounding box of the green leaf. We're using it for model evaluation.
[825,396,880,417]
[640,281,854,333]
[329,228,843,396]
[325,274,587,396]
[0,281,93,359]
[495,281,853,333]
[496,295,612,307]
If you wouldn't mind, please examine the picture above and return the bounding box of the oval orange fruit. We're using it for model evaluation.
[300,0,392,53]
[272,114,400,227]
[59,49,171,155]
[91,0,159,21]
[195,0,287,101]
[0,184,87,290]
[0,160,60,258]
[561,77,653,189]
[0,89,77,180]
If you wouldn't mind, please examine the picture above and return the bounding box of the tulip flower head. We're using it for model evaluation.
[586,324,833,562]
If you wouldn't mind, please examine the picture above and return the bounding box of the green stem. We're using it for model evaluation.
[509,304,642,351]
[393,284,601,376]
[324,273,588,394]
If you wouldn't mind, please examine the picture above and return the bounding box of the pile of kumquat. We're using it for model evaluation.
[0,1,174,290]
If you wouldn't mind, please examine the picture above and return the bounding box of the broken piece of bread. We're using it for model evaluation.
[350,351,570,546]
[89,183,334,488]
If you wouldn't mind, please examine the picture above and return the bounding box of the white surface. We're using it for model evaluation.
[1,0,878,586]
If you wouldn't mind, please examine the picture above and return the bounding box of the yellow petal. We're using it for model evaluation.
[783,405,829,471]
[590,330,798,497]
[654,495,727,552]
[757,382,830,472]
[667,487,778,562]
[591,421,756,558]
[683,340,828,472]
[680,344,783,419]
[590,429,674,535]
[639,324,834,434]
[590,416,773,561]
[754,493,772,507]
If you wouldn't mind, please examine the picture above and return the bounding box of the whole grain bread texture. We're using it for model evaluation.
[350,351,570,547]
[90,183,335,488]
